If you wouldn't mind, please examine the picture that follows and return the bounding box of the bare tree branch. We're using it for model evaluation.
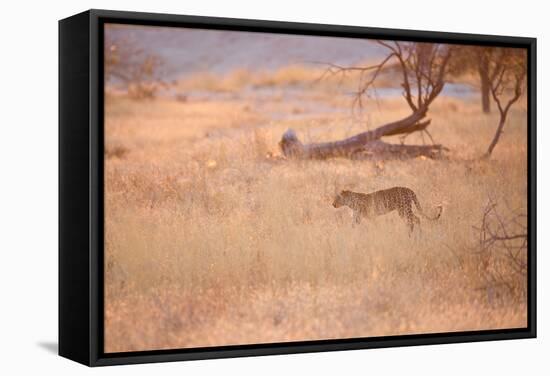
[473,199,527,299]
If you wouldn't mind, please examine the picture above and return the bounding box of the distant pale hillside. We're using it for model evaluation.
[105,23,387,79]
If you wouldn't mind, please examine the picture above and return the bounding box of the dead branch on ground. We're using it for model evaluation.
[473,198,527,300]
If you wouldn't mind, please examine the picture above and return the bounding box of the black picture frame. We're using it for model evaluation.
[59,9,537,367]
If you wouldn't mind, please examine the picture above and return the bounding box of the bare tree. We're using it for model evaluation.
[279,41,454,160]
[484,48,527,157]
[105,29,165,100]
[449,46,495,114]
[477,49,493,114]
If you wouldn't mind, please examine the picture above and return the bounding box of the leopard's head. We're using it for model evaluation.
[332,190,351,208]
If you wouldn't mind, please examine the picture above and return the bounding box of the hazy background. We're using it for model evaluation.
[105,25,387,77]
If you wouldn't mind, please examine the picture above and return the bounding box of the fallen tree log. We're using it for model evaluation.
[279,128,447,160]
[279,106,447,160]
[351,139,447,159]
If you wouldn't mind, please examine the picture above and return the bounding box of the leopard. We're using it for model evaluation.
[332,186,442,233]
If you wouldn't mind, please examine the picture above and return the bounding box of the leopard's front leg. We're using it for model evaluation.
[352,210,362,226]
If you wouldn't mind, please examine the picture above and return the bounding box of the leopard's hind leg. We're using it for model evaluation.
[400,204,420,235]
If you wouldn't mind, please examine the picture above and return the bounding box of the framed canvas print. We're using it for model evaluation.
[59,9,536,366]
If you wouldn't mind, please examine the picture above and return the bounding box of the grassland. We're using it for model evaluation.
[104,67,527,352]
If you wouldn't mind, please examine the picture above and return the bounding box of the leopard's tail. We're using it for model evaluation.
[411,192,442,220]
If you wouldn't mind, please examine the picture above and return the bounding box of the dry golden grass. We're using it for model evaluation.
[104,75,527,352]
